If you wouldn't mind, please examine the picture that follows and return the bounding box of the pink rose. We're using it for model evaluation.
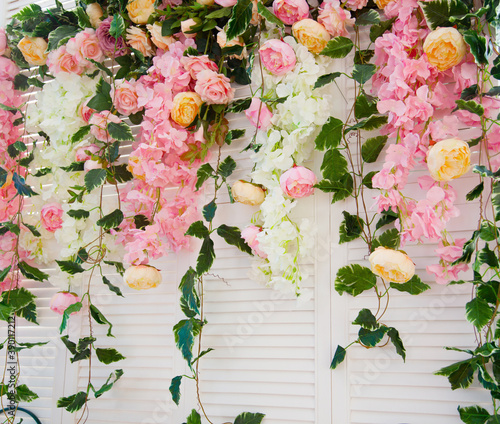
[259,39,296,75]
[0,57,19,81]
[344,0,368,9]
[89,111,121,141]
[273,0,309,25]
[318,1,355,37]
[112,79,141,116]
[245,98,273,130]
[75,144,100,162]
[241,225,267,259]
[0,29,8,56]
[66,28,104,66]
[214,0,237,6]
[50,292,81,315]
[79,100,95,123]
[47,46,84,75]
[181,55,219,79]
[280,166,317,198]
[194,70,234,104]
[41,202,64,232]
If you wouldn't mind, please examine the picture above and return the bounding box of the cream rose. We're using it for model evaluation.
[181,19,198,38]
[86,3,104,27]
[427,137,471,181]
[17,37,48,66]
[423,27,467,71]
[292,19,331,54]
[126,27,154,57]
[147,23,174,50]
[124,265,162,290]
[231,180,265,206]
[369,247,415,283]
[171,92,202,127]
[127,0,155,25]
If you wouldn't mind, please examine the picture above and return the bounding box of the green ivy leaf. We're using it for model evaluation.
[179,268,200,318]
[186,409,202,424]
[387,327,406,361]
[225,129,246,145]
[227,98,252,113]
[321,149,348,181]
[14,384,38,403]
[477,281,500,305]
[85,168,107,192]
[390,274,430,295]
[479,244,499,268]
[463,30,490,65]
[75,6,92,28]
[359,326,388,347]
[345,115,388,133]
[196,163,215,191]
[104,260,126,276]
[354,49,375,65]
[461,84,479,100]
[67,209,90,220]
[353,308,378,330]
[90,304,114,337]
[61,336,77,355]
[96,348,126,364]
[234,412,266,424]
[376,210,398,230]
[335,264,377,296]
[48,25,79,51]
[372,228,400,250]
[197,237,215,275]
[458,405,491,424]
[466,297,493,329]
[362,171,377,189]
[96,209,124,230]
[330,345,347,370]
[13,4,42,21]
[320,36,354,58]
[23,223,41,237]
[369,17,396,42]
[203,200,217,222]
[226,0,253,40]
[355,9,380,25]
[13,173,37,197]
[314,72,342,89]
[218,156,237,178]
[217,224,253,255]
[467,182,484,201]
[57,391,87,412]
[56,260,85,275]
[94,369,123,398]
[169,375,182,405]
[352,64,376,85]
[17,301,38,324]
[339,211,364,244]
[18,261,49,282]
[61,162,85,172]
[456,99,485,116]
[186,221,210,239]
[355,94,378,119]
[2,287,36,310]
[420,0,469,30]
[174,318,201,365]
[0,266,11,283]
[59,302,82,334]
[107,122,134,142]
[361,135,388,163]
[480,221,498,241]
[71,125,91,144]
[86,78,112,111]
[103,276,124,297]
[315,173,354,203]
[109,14,125,38]
[315,117,343,150]
[257,1,284,27]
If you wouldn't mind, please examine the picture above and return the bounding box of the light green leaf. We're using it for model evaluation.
[361,136,387,163]
[315,117,343,150]
[390,275,430,295]
[226,0,253,40]
[466,297,493,329]
[335,264,377,296]
[320,37,354,58]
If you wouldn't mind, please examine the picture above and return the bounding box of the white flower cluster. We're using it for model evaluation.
[22,73,122,290]
[249,36,335,298]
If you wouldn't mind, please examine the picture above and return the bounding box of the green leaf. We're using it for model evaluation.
[14,384,38,403]
[227,98,252,113]
[352,64,376,85]
[103,276,124,297]
[458,405,491,424]
[59,302,82,333]
[420,0,469,30]
[315,117,343,150]
[161,18,181,37]
[206,8,233,19]
[218,156,237,178]
[48,25,79,51]
[57,391,87,412]
[76,336,95,353]
[14,74,29,91]
[354,49,375,65]
[94,369,123,398]
[107,122,134,142]
[174,319,201,365]
[369,17,396,42]
[339,211,364,244]
[234,412,266,424]
[316,173,354,203]
[314,72,342,89]
[0,304,14,321]
[456,99,485,116]
[85,168,107,192]
[372,228,400,250]
[67,209,90,220]
[479,244,499,267]
[461,84,479,100]
[191,348,214,365]
[345,115,388,133]
[104,260,125,276]
[75,6,92,28]
[480,221,498,241]
[186,409,202,424]
[61,336,77,355]
[97,209,124,230]
[109,14,125,38]
[13,4,42,21]
[449,361,477,390]
[362,171,377,189]
[225,129,246,145]
[71,125,91,144]
[453,230,480,264]
[466,297,493,329]
[321,149,348,181]
[203,200,217,222]
[376,210,398,230]
[477,280,500,304]
[355,94,379,119]
[0,266,11,283]
[387,327,406,361]
[2,287,36,310]
[467,182,484,201]
[335,264,377,296]
[217,224,253,255]
[186,221,210,239]
[257,1,284,27]
[96,348,125,364]
[356,9,380,25]
[13,173,37,197]
[169,375,182,405]
[359,326,388,347]
[196,163,215,191]
[463,30,489,66]
[14,341,48,352]
[361,136,387,163]
[23,223,41,237]
[17,301,38,324]
[18,261,48,282]
[320,36,354,58]
[90,304,114,337]
[353,308,378,330]
[62,162,85,172]
[197,237,215,275]
[179,268,200,317]
[56,260,85,275]
[226,0,253,40]
[390,274,430,295]
[330,345,347,370]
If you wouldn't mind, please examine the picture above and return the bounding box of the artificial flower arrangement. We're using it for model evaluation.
[0,0,499,422]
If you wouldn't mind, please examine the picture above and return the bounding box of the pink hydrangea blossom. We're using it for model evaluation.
[0,57,19,81]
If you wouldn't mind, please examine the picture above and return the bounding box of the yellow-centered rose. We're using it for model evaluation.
[231,180,266,206]
[369,247,415,283]
[124,265,162,290]
[18,37,48,66]
[126,0,155,25]
[423,27,467,71]
[86,3,103,27]
[374,0,393,8]
[427,137,470,181]
[171,92,202,127]
[292,19,331,54]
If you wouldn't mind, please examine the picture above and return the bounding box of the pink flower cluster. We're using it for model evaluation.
[119,40,223,264]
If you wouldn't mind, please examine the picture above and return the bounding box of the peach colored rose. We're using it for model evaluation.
[124,265,162,290]
[259,39,296,75]
[86,3,104,27]
[47,46,84,75]
[280,166,317,198]
[127,0,155,24]
[147,23,175,51]
[17,37,48,66]
[195,70,235,104]
[232,180,265,206]
[66,28,103,65]
[79,100,95,123]
[245,98,273,130]
[126,27,154,57]
[423,27,467,71]
[273,0,309,25]
[318,1,355,37]
[171,92,202,127]
[181,55,219,79]
[427,137,470,181]
[241,225,267,258]
[292,19,331,54]
[369,247,415,283]
[50,292,81,315]
[89,111,122,141]
[112,79,141,116]
[181,19,198,38]
[41,202,64,232]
